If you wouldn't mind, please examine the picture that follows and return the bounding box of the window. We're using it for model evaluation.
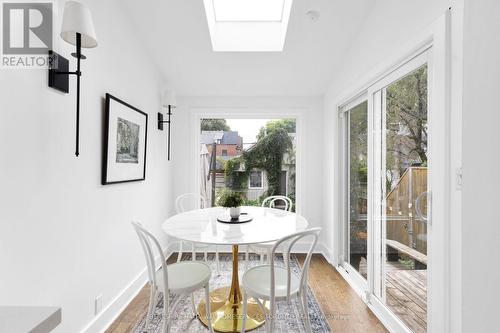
[213,0,285,22]
[248,170,263,189]
[344,100,368,279]
[203,0,293,51]
[200,118,296,208]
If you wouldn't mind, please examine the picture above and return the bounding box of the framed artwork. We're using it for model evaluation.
[102,93,148,185]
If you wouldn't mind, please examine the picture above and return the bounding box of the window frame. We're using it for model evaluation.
[248,170,264,189]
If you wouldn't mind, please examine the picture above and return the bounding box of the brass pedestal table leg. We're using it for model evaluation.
[197,245,267,332]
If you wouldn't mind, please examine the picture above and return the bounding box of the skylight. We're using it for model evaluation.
[213,0,285,22]
[203,0,293,52]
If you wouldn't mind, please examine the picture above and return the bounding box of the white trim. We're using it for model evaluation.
[339,92,368,113]
[190,107,304,215]
[336,265,366,299]
[448,4,464,333]
[248,170,264,189]
[80,269,147,333]
[171,241,331,257]
[338,97,370,292]
[81,247,175,333]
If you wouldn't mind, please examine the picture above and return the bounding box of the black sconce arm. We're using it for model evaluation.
[158,105,173,160]
[48,33,84,157]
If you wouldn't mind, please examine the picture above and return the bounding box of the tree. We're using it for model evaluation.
[386,66,428,189]
[201,119,230,131]
[257,119,296,140]
[225,119,294,197]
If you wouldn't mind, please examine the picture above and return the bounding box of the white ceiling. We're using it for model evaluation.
[120,0,376,96]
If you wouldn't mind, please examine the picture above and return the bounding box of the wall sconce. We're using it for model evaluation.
[158,90,177,160]
[48,1,97,157]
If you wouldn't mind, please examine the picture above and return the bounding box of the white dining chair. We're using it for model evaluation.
[175,193,220,273]
[241,227,321,333]
[245,196,293,269]
[261,196,293,212]
[131,222,214,333]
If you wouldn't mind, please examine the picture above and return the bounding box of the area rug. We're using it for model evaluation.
[133,254,332,333]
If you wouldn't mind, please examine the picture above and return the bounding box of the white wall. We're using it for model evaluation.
[171,96,329,255]
[461,0,500,331]
[0,1,172,332]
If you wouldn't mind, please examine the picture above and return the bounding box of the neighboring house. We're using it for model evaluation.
[242,133,296,201]
[201,130,243,188]
[200,131,243,158]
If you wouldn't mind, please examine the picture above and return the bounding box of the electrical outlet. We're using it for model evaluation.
[455,167,463,190]
[94,295,103,315]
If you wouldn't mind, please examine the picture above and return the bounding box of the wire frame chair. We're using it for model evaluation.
[241,227,321,333]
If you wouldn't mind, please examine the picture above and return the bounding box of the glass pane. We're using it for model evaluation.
[200,118,296,210]
[347,101,368,278]
[249,171,263,188]
[382,65,428,332]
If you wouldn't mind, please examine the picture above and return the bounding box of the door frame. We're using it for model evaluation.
[338,93,369,293]
[334,12,453,333]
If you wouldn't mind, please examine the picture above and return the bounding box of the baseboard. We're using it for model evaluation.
[79,268,148,333]
[80,247,174,333]
[169,241,332,257]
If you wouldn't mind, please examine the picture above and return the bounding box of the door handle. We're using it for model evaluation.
[415,191,430,222]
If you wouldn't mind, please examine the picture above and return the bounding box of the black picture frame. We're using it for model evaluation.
[102,93,148,185]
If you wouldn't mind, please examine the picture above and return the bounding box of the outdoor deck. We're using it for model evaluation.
[359,259,427,333]
[386,262,427,333]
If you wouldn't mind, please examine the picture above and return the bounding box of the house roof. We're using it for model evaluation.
[200,131,241,145]
[220,131,240,145]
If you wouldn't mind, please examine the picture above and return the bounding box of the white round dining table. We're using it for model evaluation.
[162,206,308,332]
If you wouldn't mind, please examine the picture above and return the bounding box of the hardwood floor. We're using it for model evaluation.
[106,254,387,333]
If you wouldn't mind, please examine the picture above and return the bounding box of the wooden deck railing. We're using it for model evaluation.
[386,167,428,257]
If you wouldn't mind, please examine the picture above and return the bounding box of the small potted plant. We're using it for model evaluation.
[219,190,244,219]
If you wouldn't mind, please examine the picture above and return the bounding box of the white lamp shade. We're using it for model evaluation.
[162,90,177,107]
[60,1,97,48]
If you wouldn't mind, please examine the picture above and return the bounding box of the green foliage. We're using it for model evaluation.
[386,66,428,189]
[201,119,230,131]
[257,119,296,140]
[224,158,248,189]
[217,189,244,208]
[347,66,428,193]
[222,119,294,197]
[250,129,291,196]
[242,198,261,207]
[399,257,415,270]
[222,119,295,204]
[216,157,227,171]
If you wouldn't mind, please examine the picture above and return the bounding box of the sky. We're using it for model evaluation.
[226,118,277,145]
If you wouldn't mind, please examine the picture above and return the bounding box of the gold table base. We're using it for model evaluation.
[197,245,268,332]
[197,287,267,332]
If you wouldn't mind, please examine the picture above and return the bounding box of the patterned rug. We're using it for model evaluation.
[133,254,332,333]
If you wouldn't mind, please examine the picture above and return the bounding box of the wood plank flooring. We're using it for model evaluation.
[386,269,427,333]
[106,254,388,333]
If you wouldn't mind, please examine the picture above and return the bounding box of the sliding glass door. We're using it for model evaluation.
[342,99,368,282]
[341,51,430,333]
[375,62,429,333]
